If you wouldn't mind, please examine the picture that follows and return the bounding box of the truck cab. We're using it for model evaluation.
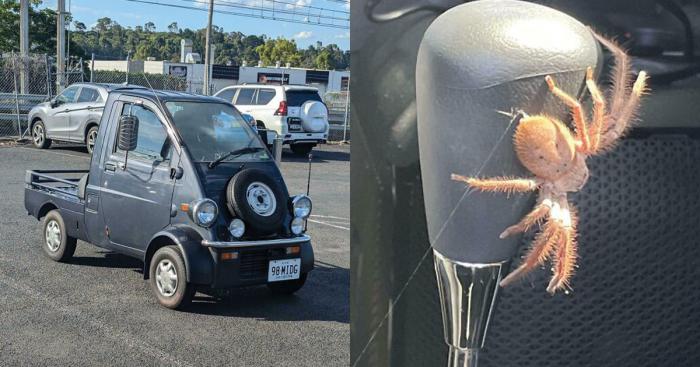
[25,88,314,309]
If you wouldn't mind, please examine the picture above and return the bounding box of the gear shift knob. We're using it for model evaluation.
[416,0,600,365]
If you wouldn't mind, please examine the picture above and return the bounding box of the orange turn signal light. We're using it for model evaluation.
[221,252,238,261]
[180,203,190,212]
[286,246,300,255]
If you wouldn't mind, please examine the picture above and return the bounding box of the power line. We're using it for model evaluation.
[123,0,349,29]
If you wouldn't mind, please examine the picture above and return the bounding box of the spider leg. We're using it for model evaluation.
[599,71,649,149]
[500,218,561,288]
[451,174,538,194]
[590,31,631,118]
[545,75,590,151]
[499,197,552,239]
[584,67,606,154]
[546,203,579,294]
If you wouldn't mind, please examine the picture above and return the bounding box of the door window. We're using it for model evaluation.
[256,88,276,105]
[117,103,170,162]
[56,86,79,105]
[77,87,101,103]
[234,88,256,105]
[216,88,237,102]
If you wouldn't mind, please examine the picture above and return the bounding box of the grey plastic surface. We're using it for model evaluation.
[416,0,601,263]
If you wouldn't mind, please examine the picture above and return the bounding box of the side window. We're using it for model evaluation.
[234,88,256,105]
[117,103,170,162]
[216,88,237,102]
[56,86,79,105]
[77,87,100,103]
[256,88,276,105]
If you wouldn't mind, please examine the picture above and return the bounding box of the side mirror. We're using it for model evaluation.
[50,98,58,108]
[118,115,139,151]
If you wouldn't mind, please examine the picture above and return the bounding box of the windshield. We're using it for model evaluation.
[165,101,269,162]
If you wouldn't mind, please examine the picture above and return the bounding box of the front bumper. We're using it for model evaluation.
[205,236,314,288]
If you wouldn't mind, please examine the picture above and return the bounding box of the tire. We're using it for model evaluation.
[149,246,195,310]
[85,125,99,155]
[226,168,286,235]
[32,120,51,149]
[290,143,314,156]
[299,100,328,133]
[42,210,77,262]
[267,273,308,295]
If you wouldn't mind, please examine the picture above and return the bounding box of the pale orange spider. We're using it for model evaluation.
[452,32,649,294]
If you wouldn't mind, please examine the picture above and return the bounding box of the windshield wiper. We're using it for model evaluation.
[208,147,264,168]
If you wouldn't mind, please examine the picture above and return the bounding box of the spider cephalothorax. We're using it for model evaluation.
[452,32,649,294]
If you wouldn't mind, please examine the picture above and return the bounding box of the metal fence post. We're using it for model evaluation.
[342,89,350,143]
[90,53,94,82]
[125,53,130,84]
[11,53,21,139]
[45,53,51,97]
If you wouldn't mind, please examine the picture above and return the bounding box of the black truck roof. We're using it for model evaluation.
[110,87,225,104]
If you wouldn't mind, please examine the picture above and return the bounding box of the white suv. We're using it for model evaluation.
[214,84,330,155]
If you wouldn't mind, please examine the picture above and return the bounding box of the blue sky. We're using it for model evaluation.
[39,0,350,50]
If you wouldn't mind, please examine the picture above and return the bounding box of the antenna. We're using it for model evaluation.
[306,153,312,196]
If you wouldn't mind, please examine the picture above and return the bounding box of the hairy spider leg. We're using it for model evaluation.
[585,66,606,154]
[600,71,649,149]
[450,174,538,195]
[500,218,561,288]
[499,194,553,239]
[546,198,578,294]
[545,75,590,151]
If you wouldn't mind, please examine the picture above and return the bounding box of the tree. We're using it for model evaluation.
[255,38,302,67]
[144,21,155,33]
[167,22,178,33]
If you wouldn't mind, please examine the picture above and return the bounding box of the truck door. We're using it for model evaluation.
[99,99,177,255]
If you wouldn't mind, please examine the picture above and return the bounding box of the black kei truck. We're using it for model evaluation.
[24,87,315,309]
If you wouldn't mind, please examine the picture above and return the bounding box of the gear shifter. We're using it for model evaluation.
[416,1,600,365]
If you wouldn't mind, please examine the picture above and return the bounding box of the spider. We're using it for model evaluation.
[451,32,649,294]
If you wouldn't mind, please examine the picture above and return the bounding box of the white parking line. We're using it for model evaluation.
[0,271,193,367]
[308,219,350,231]
[310,214,349,221]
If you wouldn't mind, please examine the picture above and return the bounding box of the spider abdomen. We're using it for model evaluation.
[514,115,576,180]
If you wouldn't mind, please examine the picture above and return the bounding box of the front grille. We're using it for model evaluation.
[239,249,269,280]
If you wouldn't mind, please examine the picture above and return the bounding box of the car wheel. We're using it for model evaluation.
[149,246,195,309]
[32,120,51,149]
[267,273,308,295]
[290,143,314,156]
[226,168,287,235]
[42,210,77,262]
[86,126,98,155]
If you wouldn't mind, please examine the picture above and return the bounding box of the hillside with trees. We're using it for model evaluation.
[0,0,349,70]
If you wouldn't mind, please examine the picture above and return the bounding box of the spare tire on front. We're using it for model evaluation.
[226,168,286,235]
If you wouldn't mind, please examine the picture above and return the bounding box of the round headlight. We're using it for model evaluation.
[191,199,218,227]
[291,195,312,218]
[291,217,305,235]
[229,218,245,238]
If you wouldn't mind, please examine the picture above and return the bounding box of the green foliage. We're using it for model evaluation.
[0,1,350,70]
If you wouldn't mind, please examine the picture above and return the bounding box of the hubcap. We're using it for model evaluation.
[87,130,97,152]
[45,220,61,252]
[33,124,44,145]
[155,259,178,297]
[246,182,276,217]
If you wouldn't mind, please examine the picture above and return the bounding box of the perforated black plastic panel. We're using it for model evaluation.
[482,136,700,367]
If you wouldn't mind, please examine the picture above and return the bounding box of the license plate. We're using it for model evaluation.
[268,259,301,282]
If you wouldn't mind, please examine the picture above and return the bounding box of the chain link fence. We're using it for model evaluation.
[324,91,350,142]
[90,69,189,91]
[0,53,52,139]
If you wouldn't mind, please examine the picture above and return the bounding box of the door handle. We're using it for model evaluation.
[105,163,116,172]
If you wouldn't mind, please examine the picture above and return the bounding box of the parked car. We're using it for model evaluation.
[28,83,126,154]
[214,84,330,155]
[24,87,315,309]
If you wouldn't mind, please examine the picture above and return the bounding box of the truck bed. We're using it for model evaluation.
[25,169,90,242]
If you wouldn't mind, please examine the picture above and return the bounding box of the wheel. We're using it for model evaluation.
[290,143,314,156]
[42,210,76,262]
[32,120,51,149]
[86,126,98,155]
[226,168,286,235]
[149,246,195,309]
[267,273,308,295]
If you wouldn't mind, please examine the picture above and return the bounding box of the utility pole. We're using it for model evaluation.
[203,0,214,95]
[56,0,66,92]
[19,0,29,94]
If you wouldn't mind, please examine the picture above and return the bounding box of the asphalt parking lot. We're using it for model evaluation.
[0,143,349,366]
